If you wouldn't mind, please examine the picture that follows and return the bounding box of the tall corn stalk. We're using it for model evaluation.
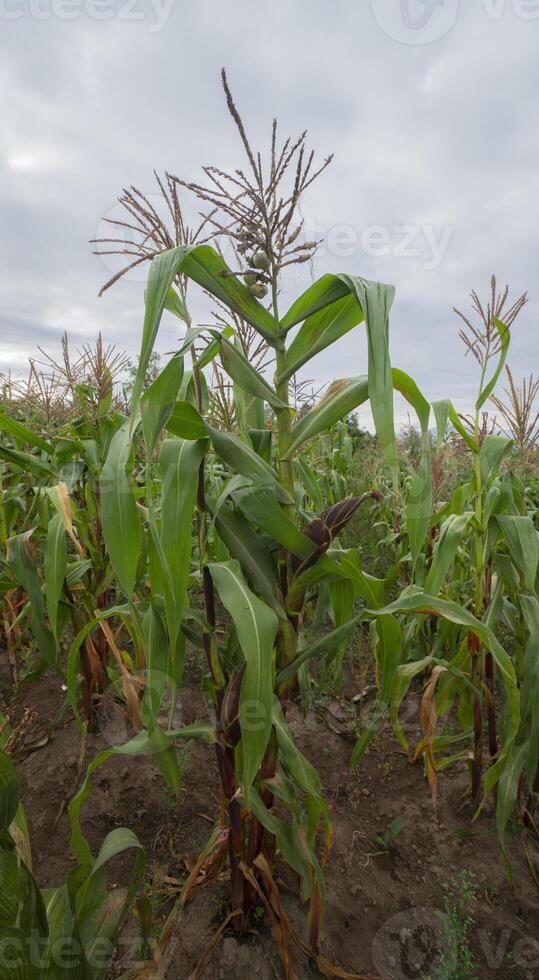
[83,70,400,973]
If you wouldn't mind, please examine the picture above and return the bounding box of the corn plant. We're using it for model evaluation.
[67,72,429,975]
[0,744,144,979]
[368,280,537,875]
[0,369,129,724]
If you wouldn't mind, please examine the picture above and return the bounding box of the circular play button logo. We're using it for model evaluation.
[371,0,459,44]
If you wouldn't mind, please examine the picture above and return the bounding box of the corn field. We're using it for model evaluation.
[0,75,538,980]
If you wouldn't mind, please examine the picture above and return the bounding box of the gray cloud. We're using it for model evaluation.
[0,0,537,426]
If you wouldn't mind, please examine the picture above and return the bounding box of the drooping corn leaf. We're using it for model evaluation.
[281,273,397,478]
[233,485,319,560]
[164,284,189,323]
[433,399,477,453]
[280,274,351,330]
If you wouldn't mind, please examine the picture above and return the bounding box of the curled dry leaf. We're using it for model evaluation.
[417,664,448,808]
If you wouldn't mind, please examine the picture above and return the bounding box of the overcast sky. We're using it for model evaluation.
[1,0,537,427]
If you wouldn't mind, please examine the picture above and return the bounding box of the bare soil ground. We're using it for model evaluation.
[2,661,538,980]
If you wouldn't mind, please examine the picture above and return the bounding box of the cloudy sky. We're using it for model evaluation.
[1,0,537,427]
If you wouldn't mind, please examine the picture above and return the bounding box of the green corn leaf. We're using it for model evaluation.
[159,438,205,649]
[391,368,432,567]
[276,614,365,686]
[0,411,53,453]
[100,421,141,597]
[209,560,278,790]
[41,885,78,980]
[343,276,397,481]
[342,551,401,763]
[165,400,207,440]
[141,601,169,727]
[0,850,48,944]
[434,400,477,453]
[6,531,57,668]
[281,274,351,329]
[140,353,185,454]
[281,273,397,477]
[44,513,67,640]
[207,425,292,504]
[432,399,451,449]
[74,828,145,976]
[392,368,432,568]
[496,740,528,874]
[375,591,517,689]
[208,499,282,615]
[520,596,539,786]
[164,284,189,323]
[179,368,209,413]
[479,434,513,483]
[497,515,539,593]
[0,446,55,478]
[69,721,215,865]
[0,749,20,834]
[218,335,286,409]
[233,485,318,559]
[370,589,520,795]
[288,377,369,456]
[280,292,364,381]
[477,317,510,409]
[131,244,193,418]
[425,513,473,596]
[272,699,322,797]
[294,458,324,511]
[181,245,277,340]
[328,577,355,688]
[249,426,271,462]
[247,787,312,883]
